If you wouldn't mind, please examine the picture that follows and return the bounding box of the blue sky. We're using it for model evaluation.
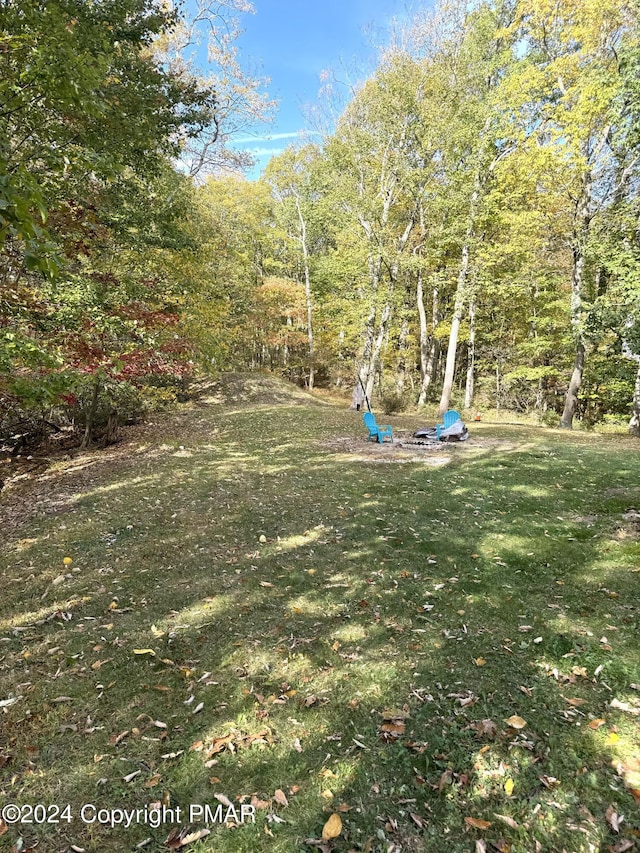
[225,0,422,176]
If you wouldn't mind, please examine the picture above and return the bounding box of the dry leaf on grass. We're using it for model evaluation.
[494,814,519,829]
[465,817,492,830]
[273,789,289,807]
[605,804,624,833]
[321,813,342,840]
[504,715,527,729]
[165,827,211,848]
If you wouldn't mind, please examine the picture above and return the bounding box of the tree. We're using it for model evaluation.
[264,145,329,389]
[507,0,637,427]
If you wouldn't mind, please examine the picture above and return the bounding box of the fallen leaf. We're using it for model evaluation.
[109,730,129,746]
[273,789,289,807]
[170,827,211,848]
[145,774,161,788]
[465,817,492,830]
[609,840,634,852]
[474,657,487,667]
[380,721,406,738]
[494,814,519,829]
[504,779,514,796]
[438,769,453,792]
[588,718,606,730]
[133,649,156,656]
[321,813,343,840]
[610,698,640,716]
[469,719,498,739]
[214,793,234,808]
[123,770,141,783]
[504,715,527,730]
[605,804,624,833]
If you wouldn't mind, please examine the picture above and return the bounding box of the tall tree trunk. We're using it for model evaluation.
[365,294,393,402]
[629,359,640,437]
[416,272,430,405]
[294,196,315,391]
[418,282,439,406]
[560,180,590,428]
[438,257,468,416]
[438,173,482,416]
[357,253,382,395]
[359,211,414,403]
[396,312,410,391]
[560,151,600,428]
[560,340,586,427]
[81,376,100,450]
[464,297,476,409]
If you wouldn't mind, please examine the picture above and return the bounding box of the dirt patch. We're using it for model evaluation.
[322,432,518,464]
[323,434,460,465]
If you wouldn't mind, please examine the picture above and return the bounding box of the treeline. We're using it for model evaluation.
[3,0,640,453]
[195,0,640,431]
[0,0,267,451]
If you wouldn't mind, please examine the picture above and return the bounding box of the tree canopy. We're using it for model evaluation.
[2,0,640,450]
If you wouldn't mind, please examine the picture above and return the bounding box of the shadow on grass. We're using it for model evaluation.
[0,401,639,853]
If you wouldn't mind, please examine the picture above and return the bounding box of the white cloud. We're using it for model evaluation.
[234,130,321,146]
[247,146,286,158]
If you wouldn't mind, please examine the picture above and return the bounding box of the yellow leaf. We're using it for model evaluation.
[465,817,492,830]
[63,557,73,566]
[321,813,343,840]
[504,779,514,796]
[133,649,156,656]
[504,715,527,730]
[321,789,334,800]
[606,732,620,745]
[474,657,487,667]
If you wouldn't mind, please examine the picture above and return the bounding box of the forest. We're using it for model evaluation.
[2,0,640,451]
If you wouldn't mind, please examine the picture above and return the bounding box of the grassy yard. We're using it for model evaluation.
[0,375,639,853]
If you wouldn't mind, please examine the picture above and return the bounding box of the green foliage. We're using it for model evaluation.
[379,383,410,414]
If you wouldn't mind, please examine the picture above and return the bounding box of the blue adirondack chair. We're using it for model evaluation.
[363,411,393,443]
[436,409,461,440]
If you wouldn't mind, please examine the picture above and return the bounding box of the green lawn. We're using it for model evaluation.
[1,375,639,853]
